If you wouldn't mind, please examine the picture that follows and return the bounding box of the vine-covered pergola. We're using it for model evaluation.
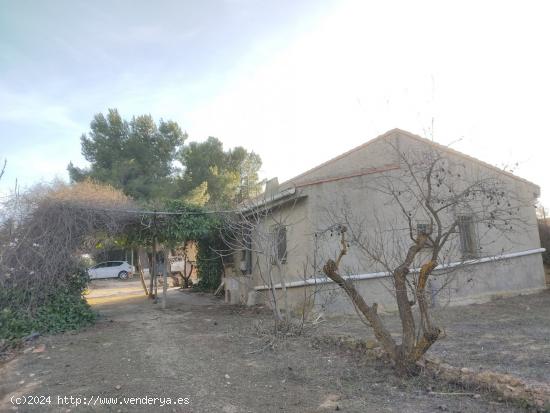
[0,182,224,317]
[120,200,222,308]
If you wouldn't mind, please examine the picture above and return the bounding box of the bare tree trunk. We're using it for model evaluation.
[322,230,440,375]
[162,247,169,309]
[137,252,149,296]
[323,259,399,361]
[265,265,283,324]
[393,235,428,362]
[409,260,440,364]
[183,261,193,288]
[276,263,290,323]
[393,268,416,361]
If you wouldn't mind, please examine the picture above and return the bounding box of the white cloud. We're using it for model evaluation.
[0,88,82,132]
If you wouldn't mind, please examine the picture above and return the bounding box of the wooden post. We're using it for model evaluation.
[162,247,169,309]
[150,238,157,299]
[153,250,158,300]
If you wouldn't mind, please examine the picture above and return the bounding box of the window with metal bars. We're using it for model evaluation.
[271,225,287,264]
[457,215,477,257]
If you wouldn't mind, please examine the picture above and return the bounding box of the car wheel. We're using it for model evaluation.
[118,271,129,280]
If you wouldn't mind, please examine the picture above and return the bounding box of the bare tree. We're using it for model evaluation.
[0,180,136,313]
[220,192,302,328]
[321,142,532,374]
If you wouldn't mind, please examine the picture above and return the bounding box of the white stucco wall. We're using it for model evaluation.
[234,130,546,314]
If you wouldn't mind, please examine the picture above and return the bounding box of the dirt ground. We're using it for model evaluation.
[318,290,550,383]
[1,279,548,412]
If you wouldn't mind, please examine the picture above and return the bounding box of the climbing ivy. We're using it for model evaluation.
[122,200,224,291]
[161,200,218,245]
[195,236,224,291]
[161,201,223,291]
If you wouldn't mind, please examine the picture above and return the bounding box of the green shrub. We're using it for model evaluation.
[0,269,96,344]
[0,308,34,343]
[194,237,223,291]
[33,291,96,334]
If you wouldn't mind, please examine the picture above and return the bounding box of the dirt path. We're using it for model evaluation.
[0,280,539,412]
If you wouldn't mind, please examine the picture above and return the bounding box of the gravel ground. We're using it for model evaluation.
[1,279,547,412]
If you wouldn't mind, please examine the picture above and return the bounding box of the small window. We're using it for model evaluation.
[271,225,287,264]
[458,215,477,257]
[416,222,433,247]
[416,222,431,236]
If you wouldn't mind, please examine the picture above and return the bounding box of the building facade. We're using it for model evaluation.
[223,129,546,315]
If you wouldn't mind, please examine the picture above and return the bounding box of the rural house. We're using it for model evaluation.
[223,129,546,314]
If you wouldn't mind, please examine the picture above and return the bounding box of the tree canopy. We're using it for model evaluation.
[179,137,262,206]
[68,109,186,200]
[69,109,262,206]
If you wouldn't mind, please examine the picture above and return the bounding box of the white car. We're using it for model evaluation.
[87,261,135,280]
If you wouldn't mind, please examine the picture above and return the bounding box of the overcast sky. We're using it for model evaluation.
[1,0,549,206]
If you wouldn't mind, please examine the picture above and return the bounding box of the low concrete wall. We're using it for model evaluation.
[433,251,546,307]
[250,252,546,315]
